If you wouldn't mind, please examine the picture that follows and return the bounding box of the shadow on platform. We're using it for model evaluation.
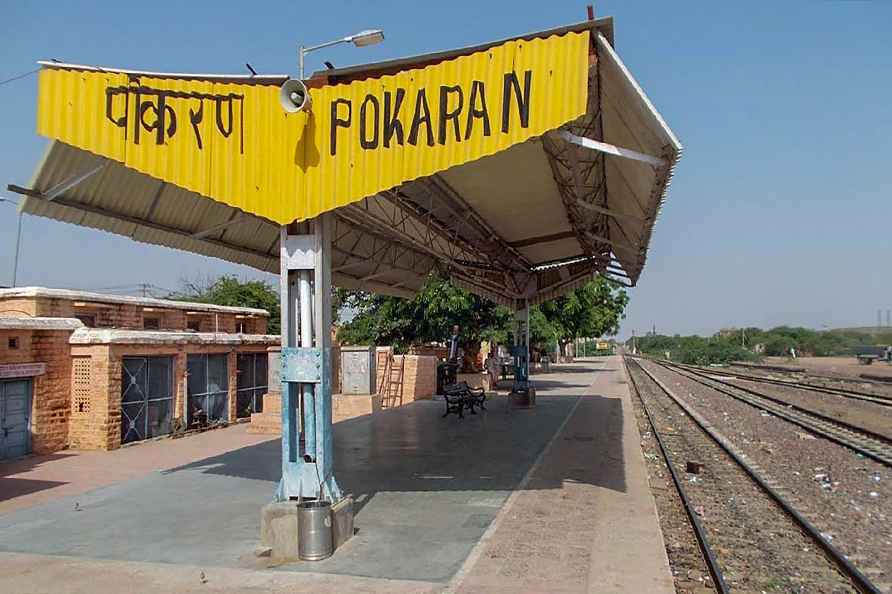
[161,393,626,508]
[0,453,73,503]
[0,365,626,582]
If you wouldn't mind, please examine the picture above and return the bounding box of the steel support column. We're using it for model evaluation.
[512,299,530,392]
[276,214,341,502]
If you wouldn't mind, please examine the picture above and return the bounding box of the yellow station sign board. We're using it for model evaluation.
[37,31,589,225]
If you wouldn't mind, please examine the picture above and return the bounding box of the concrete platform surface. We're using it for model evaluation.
[0,422,272,514]
[0,357,673,593]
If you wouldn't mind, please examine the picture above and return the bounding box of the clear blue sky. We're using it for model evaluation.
[1,1,890,337]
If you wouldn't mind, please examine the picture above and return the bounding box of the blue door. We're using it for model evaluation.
[0,379,32,460]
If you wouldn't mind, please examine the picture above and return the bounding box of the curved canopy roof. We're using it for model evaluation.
[12,17,680,305]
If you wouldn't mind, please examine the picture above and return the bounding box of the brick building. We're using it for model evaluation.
[0,287,278,459]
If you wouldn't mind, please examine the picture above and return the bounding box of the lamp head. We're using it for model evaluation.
[348,29,384,47]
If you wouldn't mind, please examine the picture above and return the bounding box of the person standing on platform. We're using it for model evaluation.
[485,349,500,392]
[446,324,461,385]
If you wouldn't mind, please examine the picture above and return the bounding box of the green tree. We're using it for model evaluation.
[636,333,757,365]
[171,276,281,334]
[636,324,892,365]
[537,276,629,357]
[529,306,557,353]
[336,273,512,363]
[338,274,630,365]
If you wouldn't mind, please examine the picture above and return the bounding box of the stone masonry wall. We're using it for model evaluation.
[375,352,437,405]
[247,317,268,334]
[393,355,437,403]
[195,314,236,334]
[0,328,34,355]
[158,309,187,330]
[0,327,76,454]
[0,298,41,317]
[0,295,267,334]
[68,342,269,451]
[68,344,114,450]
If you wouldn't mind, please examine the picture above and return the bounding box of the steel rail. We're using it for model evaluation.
[676,362,892,408]
[731,362,892,387]
[652,359,892,467]
[626,357,883,594]
[622,358,730,594]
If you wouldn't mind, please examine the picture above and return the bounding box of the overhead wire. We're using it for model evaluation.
[0,67,40,87]
[1,59,63,88]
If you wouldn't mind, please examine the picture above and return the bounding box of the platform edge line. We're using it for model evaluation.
[442,366,598,593]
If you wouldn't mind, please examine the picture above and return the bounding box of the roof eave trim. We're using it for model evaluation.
[594,34,682,152]
[314,17,614,81]
[36,61,289,84]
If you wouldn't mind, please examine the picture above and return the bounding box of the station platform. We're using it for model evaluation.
[0,356,673,594]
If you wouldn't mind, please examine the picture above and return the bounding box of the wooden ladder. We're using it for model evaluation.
[375,349,391,395]
[383,355,405,408]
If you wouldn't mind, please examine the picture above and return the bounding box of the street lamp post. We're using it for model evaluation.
[0,197,22,287]
[298,29,384,79]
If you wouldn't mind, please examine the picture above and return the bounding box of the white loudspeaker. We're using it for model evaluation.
[279,78,312,113]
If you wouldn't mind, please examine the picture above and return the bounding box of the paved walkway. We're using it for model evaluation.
[0,357,672,593]
[0,422,270,514]
[450,358,673,594]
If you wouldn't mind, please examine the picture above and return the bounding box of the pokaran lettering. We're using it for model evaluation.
[105,85,245,153]
[329,71,531,156]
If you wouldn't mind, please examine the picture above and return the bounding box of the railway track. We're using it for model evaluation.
[646,358,892,467]
[625,356,883,594]
[682,362,892,408]
[732,362,892,387]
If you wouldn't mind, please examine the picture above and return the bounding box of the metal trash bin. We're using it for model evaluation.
[298,500,333,561]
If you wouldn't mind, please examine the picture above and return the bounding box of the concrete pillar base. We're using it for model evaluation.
[260,501,300,560]
[509,385,537,408]
[260,496,355,561]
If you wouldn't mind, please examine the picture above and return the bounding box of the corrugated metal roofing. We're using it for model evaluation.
[594,32,682,282]
[23,141,282,273]
[16,18,680,305]
[35,31,589,225]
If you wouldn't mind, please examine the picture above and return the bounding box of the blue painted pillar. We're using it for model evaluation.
[276,216,341,501]
[309,213,340,501]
